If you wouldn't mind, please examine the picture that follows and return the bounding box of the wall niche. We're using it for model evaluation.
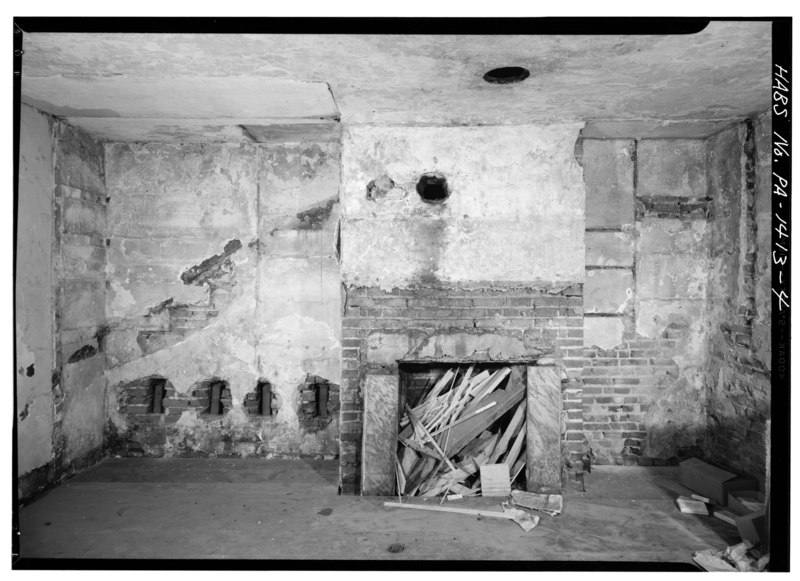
[297,375,339,431]
[245,380,280,417]
[192,379,232,416]
[120,376,170,416]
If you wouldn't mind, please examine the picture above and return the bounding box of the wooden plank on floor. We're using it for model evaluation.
[384,501,514,521]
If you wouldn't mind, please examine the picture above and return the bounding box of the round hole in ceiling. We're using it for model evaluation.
[416,173,449,204]
[483,66,530,84]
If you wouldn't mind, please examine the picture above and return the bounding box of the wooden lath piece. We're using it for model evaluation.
[469,367,511,406]
[443,374,525,458]
[487,401,525,464]
[405,404,458,473]
[426,365,475,433]
[504,423,527,469]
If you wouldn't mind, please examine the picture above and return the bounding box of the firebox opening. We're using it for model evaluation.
[396,362,527,498]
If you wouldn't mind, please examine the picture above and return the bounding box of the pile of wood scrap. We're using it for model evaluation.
[395,365,527,498]
[693,541,769,572]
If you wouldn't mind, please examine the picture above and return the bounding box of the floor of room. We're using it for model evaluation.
[16,458,739,566]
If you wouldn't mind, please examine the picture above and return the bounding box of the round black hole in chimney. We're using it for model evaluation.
[416,173,449,203]
[483,66,530,84]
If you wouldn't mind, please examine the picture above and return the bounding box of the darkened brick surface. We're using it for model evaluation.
[704,118,771,489]
[582,330,683,465]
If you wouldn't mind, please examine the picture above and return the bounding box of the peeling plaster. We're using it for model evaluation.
[16,105,56,478]
[412,332,528,361]
[180,239,243,285]
[109,280,137,316]
[341,124,586,291]
[104,139,341,457]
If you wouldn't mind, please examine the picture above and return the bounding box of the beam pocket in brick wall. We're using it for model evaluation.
[191,379,231,416]
[298,375,340,432]
[120,376,169,415]
[245,380,280,417]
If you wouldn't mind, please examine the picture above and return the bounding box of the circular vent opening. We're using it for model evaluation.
[483,66,530,84]
[416,173,449,203]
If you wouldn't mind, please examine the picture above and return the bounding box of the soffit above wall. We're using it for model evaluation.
[580,119,741,140]
[20,21,771,141]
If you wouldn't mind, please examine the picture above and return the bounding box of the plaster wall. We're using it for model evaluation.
[340,124,586,289]
[17,109,110,498]
[104,141,341,458]
[16,104,55,479]
[54,121,109,466]
[580,137,712,464]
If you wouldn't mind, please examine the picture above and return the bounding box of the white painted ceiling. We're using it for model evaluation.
[20,21,772,142]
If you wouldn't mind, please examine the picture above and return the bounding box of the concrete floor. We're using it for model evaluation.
[16,458,739,566]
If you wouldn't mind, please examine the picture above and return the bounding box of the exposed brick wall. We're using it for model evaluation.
[581,136,710,466]
[339,285,584,494]
[580,117,771,476]
[110,373,341,460]
[635,195,712,220]
[705,114,771,488]
[297,375,340,432]
[582,331,690,465]
[103,140,341,460]
[243,381,277,416]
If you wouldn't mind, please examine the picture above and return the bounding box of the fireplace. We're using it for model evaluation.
[360,357,563,496]
[339,286,585,495]
[338,283,583,496]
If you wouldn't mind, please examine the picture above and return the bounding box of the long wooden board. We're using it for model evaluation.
[429,401,497,437]
[504,423,527,468]
[469,367,511,406]
[443,374,525,458]
[384,501,515,521]
[487,401,525,464]
[406,405,458,473]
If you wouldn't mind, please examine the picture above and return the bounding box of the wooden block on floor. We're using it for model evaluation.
[713,509,738,526]
[479,463,511,497]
